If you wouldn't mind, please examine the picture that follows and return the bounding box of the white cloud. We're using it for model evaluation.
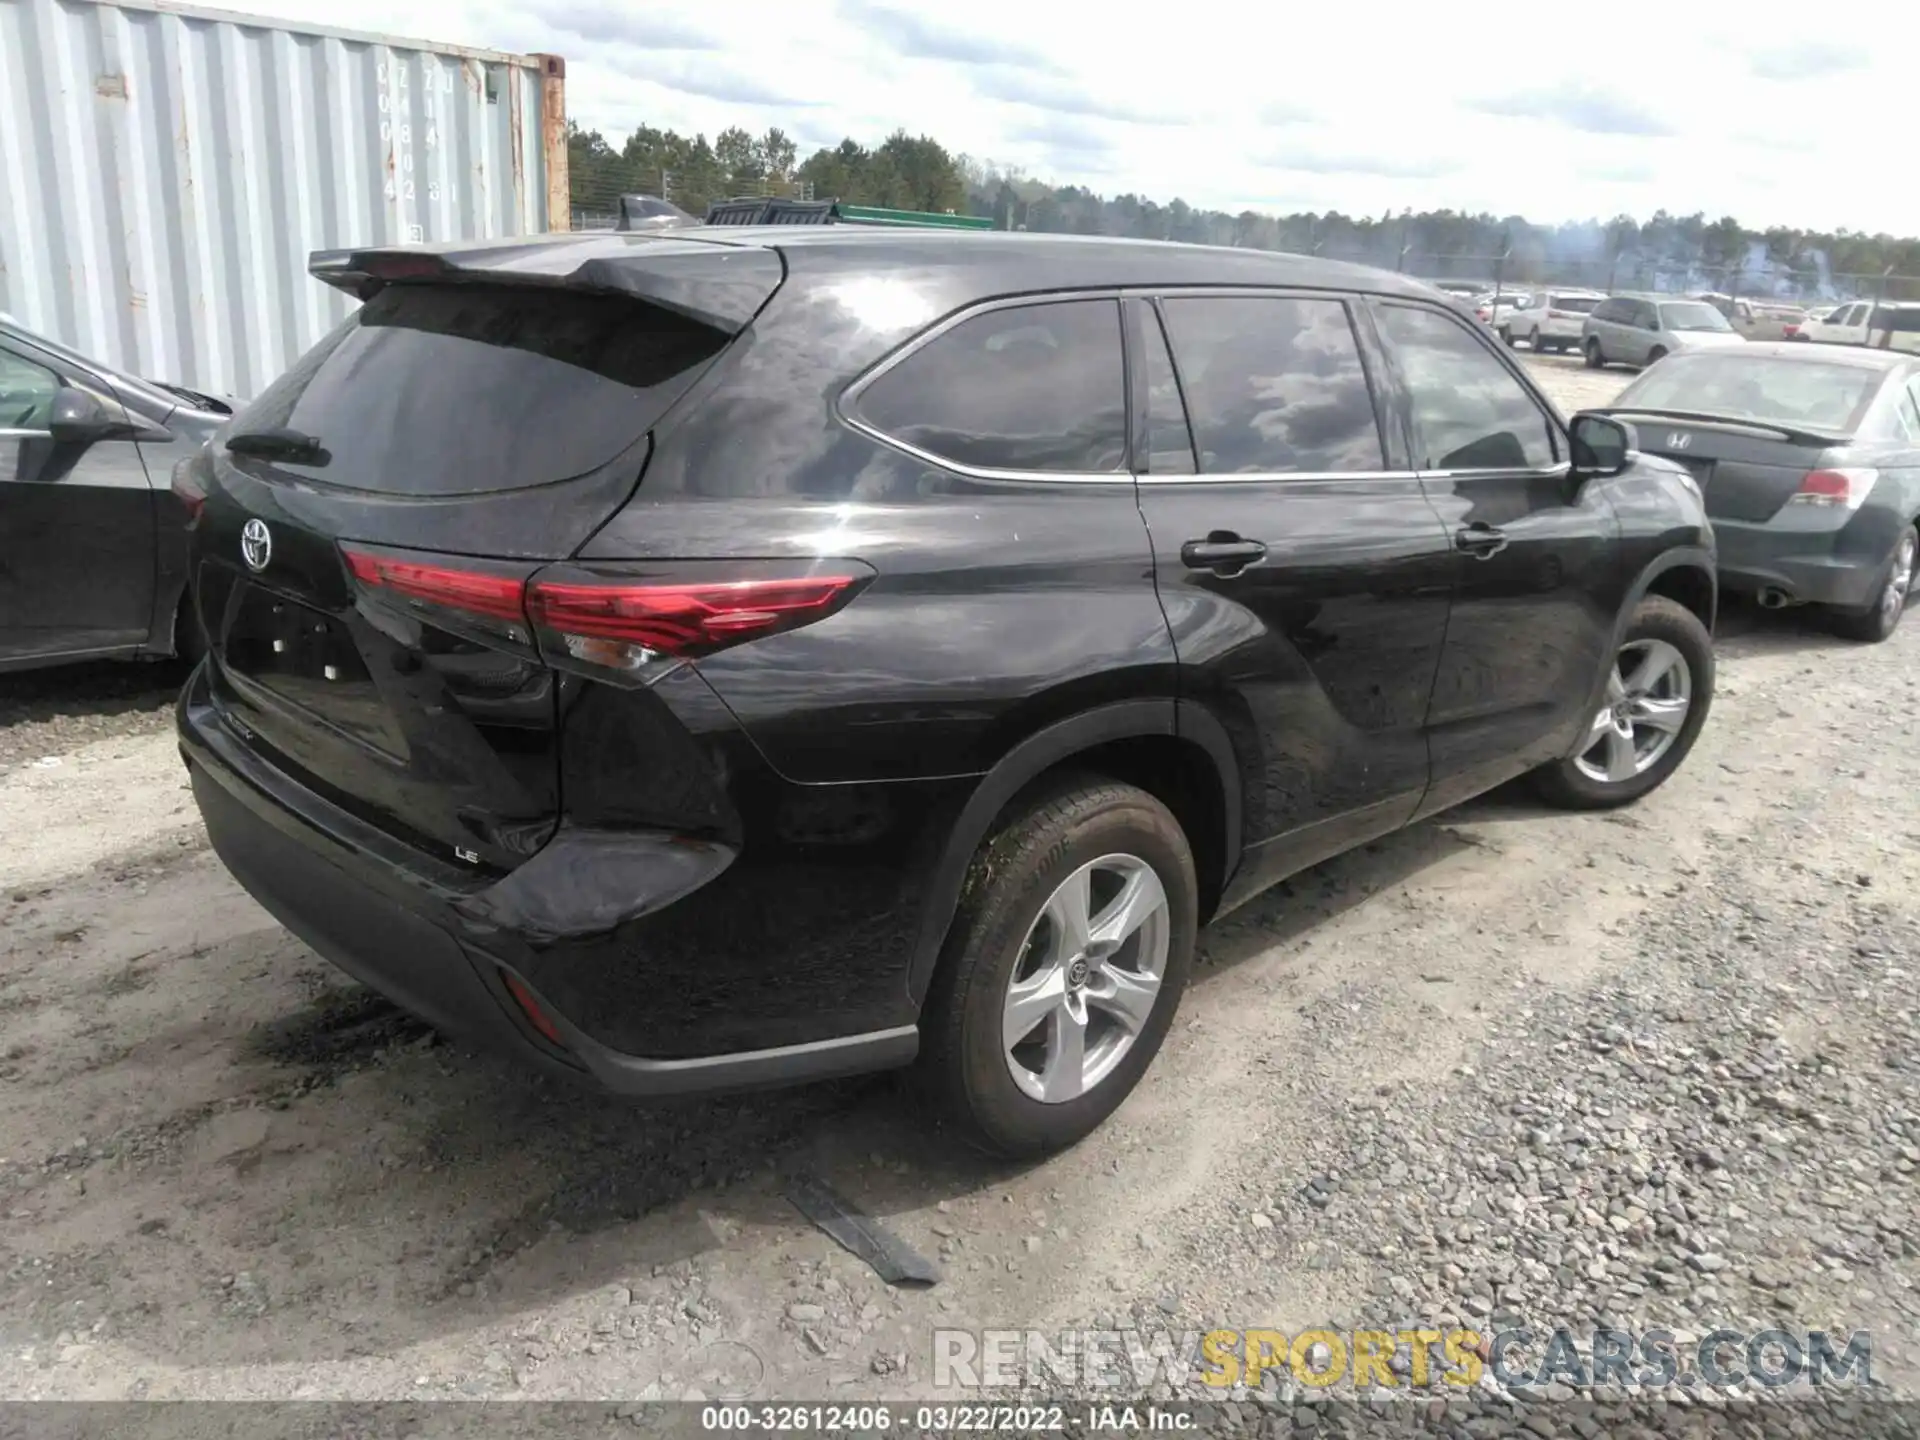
[229,0,1920,234]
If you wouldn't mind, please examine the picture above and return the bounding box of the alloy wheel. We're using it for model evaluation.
[1880,530,1916,625]
[1573,639,1693,785]
[1002,853,1170,1104]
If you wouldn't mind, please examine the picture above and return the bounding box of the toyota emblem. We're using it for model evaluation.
[240,518,273,573]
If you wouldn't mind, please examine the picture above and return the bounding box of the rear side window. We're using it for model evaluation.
[857,299,1126,473]
[1141,307,1195,474]
[1159,295,1383,473]
[1592,299,1627,322]
[1884,309,1920,333]
[1549,295,1602,315]
[1376,304,1556,470]
[227,284,728,496]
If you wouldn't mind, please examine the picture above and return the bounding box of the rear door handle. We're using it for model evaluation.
[1181,534,1268,577]
[1455,523,1509,559]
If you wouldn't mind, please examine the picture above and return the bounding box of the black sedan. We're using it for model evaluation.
[1,315,230,672]
[1599,343,1920,641]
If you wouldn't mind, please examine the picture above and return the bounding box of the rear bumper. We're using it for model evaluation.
[178,665,918,1097]
[1712,515,1891,609]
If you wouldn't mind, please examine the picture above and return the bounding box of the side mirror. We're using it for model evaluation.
[47,386,126,445]
[1570,413,1634,478]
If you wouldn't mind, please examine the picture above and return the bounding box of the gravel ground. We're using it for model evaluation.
[2,356,1915,1429]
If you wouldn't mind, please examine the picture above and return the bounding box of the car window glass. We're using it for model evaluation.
[858,299,1125,473]
[1158,295,1383,474]
[1377,304,1557,471]
[1898,381,1920,439]
[1141,307,1195,475]
[0,349,60,429]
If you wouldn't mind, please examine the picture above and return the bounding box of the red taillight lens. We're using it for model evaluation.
[342,547,528,622]
[1791,468,1878,510]
[1476,308,1490,320]
[341,545,871,674]
[528,573,863,662]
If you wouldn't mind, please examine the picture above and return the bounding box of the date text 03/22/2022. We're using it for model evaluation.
[699,1404,1190,1431]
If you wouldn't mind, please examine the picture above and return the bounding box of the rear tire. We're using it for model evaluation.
[919,777,1197,1158]
[1527,327,1541,351]
[1830,525,1916,643]
[1647,346,1669,366]
[1498,326,1514,347]
[1530,596,1713,810]
[1584,338,1606,369]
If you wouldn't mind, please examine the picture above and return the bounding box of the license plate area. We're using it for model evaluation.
[225,586,369,689]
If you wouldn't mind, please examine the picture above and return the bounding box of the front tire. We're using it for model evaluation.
[1646,346,1669,366]
[1830,525,1916,643]
[1498,326,1514,347]
[1584,338,1606,369]
[1527,327,1542,351]
[919,777,1197,1157]
[1531,596,1713,810]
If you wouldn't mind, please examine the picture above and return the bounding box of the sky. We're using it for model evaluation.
[233,0,1920,236]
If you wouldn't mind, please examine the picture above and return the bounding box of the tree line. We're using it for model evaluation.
[567,121,1920,299]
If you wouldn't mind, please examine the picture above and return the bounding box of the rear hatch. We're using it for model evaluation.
[188,241,782,873]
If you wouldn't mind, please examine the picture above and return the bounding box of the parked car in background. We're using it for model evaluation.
[1600,344,1920,641]
[1,314,230,672]
[1433,281,1489,301]
[1472,291,1528,328]
[1866,302,1920,355]
[1582,296,1747,370]
[1690,294,1808,342]
[173,229,1718,1156]
[1796,300,1876,346]
[1499,289,1607,352]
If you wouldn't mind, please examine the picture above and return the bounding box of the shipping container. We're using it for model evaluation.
[0,0,567,399]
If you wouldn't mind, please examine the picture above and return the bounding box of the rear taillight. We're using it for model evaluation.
[1791,468,1879,510]
[1476,307,1490,320]
[1783,324,1800,337]
[343,548,527,623]
[527,567,868,672]
[340,545,871,675]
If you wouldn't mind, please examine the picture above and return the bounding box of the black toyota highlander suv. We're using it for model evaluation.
[174,229,1718,1156]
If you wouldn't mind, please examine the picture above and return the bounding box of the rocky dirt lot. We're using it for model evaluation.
[1,355,1915,1429]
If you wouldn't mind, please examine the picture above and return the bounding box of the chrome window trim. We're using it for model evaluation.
[838,283,1425,488]
[1136,468,1422,486]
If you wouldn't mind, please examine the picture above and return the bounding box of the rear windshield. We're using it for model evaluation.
[227,284,727,495]
[1548,295,1602,314]
[1657,302,1733,332]
[1618,354,1881,432]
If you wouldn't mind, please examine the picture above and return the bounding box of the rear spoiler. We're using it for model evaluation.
[701,197,993,231]
[1600,408,1851,447]
[306,236,784,334]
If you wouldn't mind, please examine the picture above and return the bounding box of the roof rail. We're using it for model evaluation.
[702,197,993,231]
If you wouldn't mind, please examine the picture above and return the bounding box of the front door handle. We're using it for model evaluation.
[1455,523,1509,559]
[1181,533,1268,577]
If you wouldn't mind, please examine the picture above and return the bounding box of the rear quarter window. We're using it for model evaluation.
[854,298,1126,473]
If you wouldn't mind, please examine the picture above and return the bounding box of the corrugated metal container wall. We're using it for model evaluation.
[0,0,567,399]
